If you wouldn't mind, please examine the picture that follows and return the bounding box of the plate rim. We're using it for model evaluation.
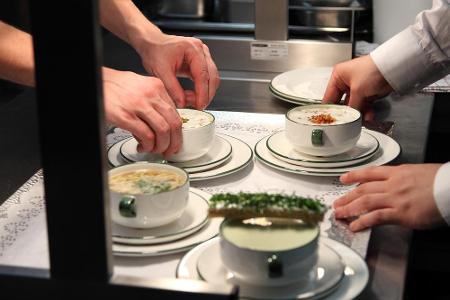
[266,130,380,165]
[176,236,369,300]
[119,135,234,170]
[112,189,210,243]
[254,130,400,176]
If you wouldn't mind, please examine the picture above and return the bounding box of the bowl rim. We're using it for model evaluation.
[286,104,361,127]
[177,108,215,131]
[108,162,190,196]
[219,217,320,253]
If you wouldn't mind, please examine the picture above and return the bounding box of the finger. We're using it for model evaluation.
[334,181,387,208]
[323,69,346,104]
[340,166,392,184]
[119,118,155,153]
[153,99,183,157]
[346,92,365,112]
[156,70,186,108]
[184,90,196,108]
[349,208,398,231]
[185,45,209,110]
[136,107,171,154]
[363,105,375,122]
[202,44,220,105]
[334,193,390,219]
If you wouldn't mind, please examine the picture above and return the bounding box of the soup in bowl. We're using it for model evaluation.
[220,218,319,286]
[168,109,215,162]
[285,104,362,156]
[109,162,189,228]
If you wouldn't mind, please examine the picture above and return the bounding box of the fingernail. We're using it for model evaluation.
[340,174,347,182]
[349,222,360,232]
[334,207,343,217]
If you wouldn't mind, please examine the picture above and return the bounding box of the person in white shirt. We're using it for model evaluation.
[323,0,450,232]
[0,0,219,157]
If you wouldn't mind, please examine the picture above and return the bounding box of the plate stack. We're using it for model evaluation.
[107,133,253,182]
[255,129,401,176]
[112,188,223,257]
[269,67,335,105]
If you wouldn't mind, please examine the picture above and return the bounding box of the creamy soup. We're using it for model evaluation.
[289,107,359,125]
[222,218,318,251]
[110,169,185,195]
[179,109,214,129]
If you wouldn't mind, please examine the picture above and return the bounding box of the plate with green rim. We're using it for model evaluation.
[112,188,223,257]
[112,188,209,245]
[254,130,400,176]
[266,130,380,168]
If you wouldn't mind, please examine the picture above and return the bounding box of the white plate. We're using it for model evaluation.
[188,134,253,181]
[269,84,320,105]
[112,188,209,245]
[255,129,400,176]
[177,237,369,300]
[270,67,335,102]
[108,134,252,181]
[113,189,223,257]
[267,130,379,168]
[119,135,233,173]
[196,238,345,300]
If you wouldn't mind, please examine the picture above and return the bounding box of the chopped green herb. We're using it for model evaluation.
[181,117,189,123]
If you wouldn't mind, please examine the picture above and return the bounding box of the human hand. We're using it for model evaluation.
[323,55,394,121]
[102,67,182,156]
[136,33,220,110]
[334,164,445,231]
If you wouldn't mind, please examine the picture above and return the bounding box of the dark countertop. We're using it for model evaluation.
[0,32,435,299]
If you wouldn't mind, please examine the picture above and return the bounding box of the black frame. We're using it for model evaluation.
[0,1,237,298]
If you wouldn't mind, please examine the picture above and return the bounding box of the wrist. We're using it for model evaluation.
[128,22,165,58]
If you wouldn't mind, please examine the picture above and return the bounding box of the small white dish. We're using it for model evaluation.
[113,189,223,257]
[267,130,379,168]
[285,105,362,157]
[196,238,344,299]
[119,135,233,173]
[108,134,252,181]
[177,237,369,300]
[270,67,335,102]
[112,188,209,245]
[255,129,400,176]
[269,84,320,105]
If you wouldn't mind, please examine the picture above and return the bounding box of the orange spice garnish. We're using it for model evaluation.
[308,113,336,124]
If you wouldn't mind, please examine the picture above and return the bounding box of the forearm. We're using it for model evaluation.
[371,0,450,93]
[0,21,34,86]
[99,0,163,55]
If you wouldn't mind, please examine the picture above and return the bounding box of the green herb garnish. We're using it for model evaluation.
[181,117,189,123]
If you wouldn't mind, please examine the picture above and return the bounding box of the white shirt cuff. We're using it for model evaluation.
[433,162,450,226]
[370,27,439,94]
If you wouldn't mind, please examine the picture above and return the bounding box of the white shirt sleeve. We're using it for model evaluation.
[433,162,450,225]
[370,0,450,94]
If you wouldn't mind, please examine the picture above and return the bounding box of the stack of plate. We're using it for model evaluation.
[255,129,401,176]
[112,188,223,257]
[107,133,253,182]
[269,67,335,105]
[177,237,369,300]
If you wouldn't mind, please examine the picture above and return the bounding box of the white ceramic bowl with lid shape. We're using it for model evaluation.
[109,162,189,228]
[285,104,362,157]
[169,109,215,162]
[219,218,319,286]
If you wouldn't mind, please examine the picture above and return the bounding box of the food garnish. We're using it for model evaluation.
[208,192,327,225]
[308,113,336,124]
[181,117,189,123]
